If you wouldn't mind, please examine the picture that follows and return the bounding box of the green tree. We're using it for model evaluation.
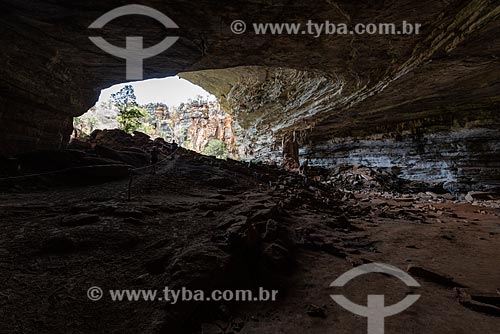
[111,85,137,108]
[204,139,228,159]
[116,106,147,133]
[111,85,147,133]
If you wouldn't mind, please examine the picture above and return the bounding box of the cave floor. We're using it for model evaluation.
[1,151,499,334]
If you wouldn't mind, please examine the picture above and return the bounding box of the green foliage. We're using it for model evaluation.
[111,85,137,108]
[111,85,147,134]
[182,128,188,142]
[73,116,84,129]
[204,139,228,159]
[138,122,156,136]
[73,115,98,136]
[116,106,147,134]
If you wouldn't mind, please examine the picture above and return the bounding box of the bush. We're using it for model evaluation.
[116,106,147,134]
[204,139,228,159]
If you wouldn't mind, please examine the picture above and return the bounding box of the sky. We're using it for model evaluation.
[97,76,216,107]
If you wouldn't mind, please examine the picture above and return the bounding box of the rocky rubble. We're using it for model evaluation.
[0,130,178,190]
[317,163,500,208]
[322,163,412,193]
[0,137,364,333]
[320,162,465,197]
[1,129,499,333]
[464,191,500,209]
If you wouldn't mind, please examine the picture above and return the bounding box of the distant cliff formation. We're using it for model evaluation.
[150,100,238,158]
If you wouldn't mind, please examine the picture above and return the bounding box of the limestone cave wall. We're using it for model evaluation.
[304,128,500,190]
[1,0,499,187]
[180,68,500,186]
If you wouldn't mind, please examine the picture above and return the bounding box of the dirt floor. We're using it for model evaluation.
[1,149,499,334]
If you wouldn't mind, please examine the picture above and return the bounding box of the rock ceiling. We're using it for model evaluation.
[0,0,499,154]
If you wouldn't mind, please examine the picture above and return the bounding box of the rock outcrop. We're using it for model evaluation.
[304,128,500,191]
[0,0,499,187]
[160,101,237,157]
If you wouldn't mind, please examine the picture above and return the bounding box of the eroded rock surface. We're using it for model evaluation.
[1,1,499,183]
[1,138,500,333]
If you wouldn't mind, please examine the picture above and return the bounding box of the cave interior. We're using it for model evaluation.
[0,1,499,333]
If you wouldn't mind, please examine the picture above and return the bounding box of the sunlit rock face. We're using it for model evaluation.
[181,60,500,187]
[181,66,343,162]
[76,101,119,134]
[162,101,237,157]
[0,0,499,186]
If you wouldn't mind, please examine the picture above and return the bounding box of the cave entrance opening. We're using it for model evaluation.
[73,76,238,159]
